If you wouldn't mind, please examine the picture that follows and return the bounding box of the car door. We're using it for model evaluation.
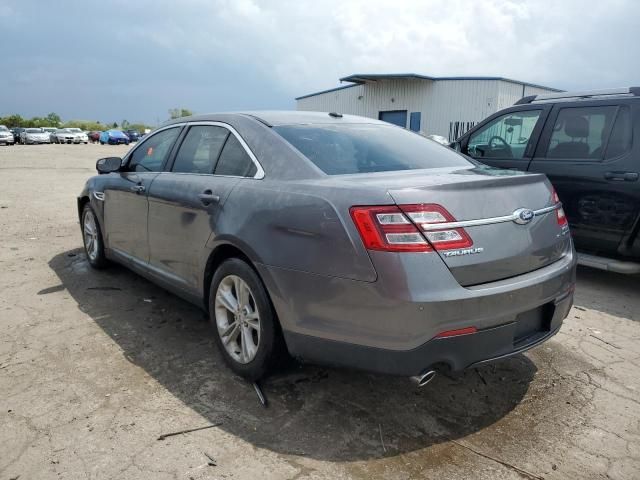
[528,101,638,256]
[146,122,262,296]
[102,125,183,264]
[460,106,550,171]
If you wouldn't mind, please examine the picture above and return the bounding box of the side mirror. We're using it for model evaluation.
[96,157,122,174]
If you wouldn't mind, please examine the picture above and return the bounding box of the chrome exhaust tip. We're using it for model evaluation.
[410,370,437,387]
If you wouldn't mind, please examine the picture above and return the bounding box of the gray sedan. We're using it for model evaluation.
[77,112,576,383]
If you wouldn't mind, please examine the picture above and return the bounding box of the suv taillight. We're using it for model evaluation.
[350,204,473,252]
[552,189,568,226]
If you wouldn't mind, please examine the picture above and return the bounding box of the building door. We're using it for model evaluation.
[379,110,407,128]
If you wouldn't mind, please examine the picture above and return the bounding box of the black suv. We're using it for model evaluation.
[453,87,639,274]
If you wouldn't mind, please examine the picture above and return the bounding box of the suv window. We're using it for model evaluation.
[172,126,229,174]
[467,110,542,159]
[605,107,632,159]
[546,106,617,159]
[128,127,181,172]
[214,134,257,177]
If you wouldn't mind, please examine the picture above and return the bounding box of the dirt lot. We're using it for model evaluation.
[1,144,639,480]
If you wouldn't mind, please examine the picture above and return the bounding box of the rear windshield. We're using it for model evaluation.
[26,128,42,133]
[273,124,471,175]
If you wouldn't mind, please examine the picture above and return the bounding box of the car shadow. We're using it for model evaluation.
[48,248,536,462]
[574,265,640,322]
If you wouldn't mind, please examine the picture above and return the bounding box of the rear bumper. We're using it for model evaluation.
[283,291,572,376]
[257,246,576,377]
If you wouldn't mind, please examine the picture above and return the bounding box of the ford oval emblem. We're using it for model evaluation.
[513,208,535,225]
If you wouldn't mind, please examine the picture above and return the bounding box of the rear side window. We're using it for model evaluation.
[214,135,257,177]
[605,107,632,159]
[274,124,470,175]
[172,126,228,174]
[546,106,617,159]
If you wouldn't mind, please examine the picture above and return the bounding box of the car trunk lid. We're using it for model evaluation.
[383,166,570,286]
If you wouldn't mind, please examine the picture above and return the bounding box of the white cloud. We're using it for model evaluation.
[1,0,639,120]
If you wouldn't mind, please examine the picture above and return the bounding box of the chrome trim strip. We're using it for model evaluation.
[420,204,561,231]
[93,191,105,201]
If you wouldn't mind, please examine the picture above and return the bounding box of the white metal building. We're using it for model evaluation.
[295,73,561,141]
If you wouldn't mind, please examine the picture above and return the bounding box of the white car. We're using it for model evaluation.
[0,125,14,145]
[66,128,89,144]
[21,128,51,144]
[52,128,80,144]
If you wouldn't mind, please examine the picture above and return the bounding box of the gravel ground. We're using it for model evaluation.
[1,144,639,480]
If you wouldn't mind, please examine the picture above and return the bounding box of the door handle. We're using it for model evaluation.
[604,171,639,182]
[198,190,220,206]
[130,184,146,194]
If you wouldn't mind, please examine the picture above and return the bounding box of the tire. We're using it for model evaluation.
[81,204,108,269]
[209,258,284,380]
[100,141,105,145]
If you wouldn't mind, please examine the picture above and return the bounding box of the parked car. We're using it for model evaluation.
[88,131,101,143]
[67,127,89,144]
[42,127,57,136]
[0,125,15,145]
[21,128,51,144]
[52,128,79,144]
[124,129,141,142]
[12,127,26,144]
[99,129,130,145]
[78,112,576,383]
[453,87,640,274]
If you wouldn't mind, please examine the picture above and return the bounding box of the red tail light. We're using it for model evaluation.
[350,205,431,252]
[350,204,473,252]
[552,189,568,226]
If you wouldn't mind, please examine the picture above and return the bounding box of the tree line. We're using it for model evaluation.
[1,107,194,132]
[0,112,151,132]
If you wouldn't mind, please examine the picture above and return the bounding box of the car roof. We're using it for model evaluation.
[163,111,388,128]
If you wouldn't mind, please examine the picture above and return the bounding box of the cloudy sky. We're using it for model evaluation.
[1,0,637,124]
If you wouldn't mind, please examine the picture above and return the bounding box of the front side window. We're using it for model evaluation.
[274,124,470,175]
[467,110,542,160]
[127,127,180,172]
[172,126,229,174]
[546,106,617,159]
[214,134,257,177]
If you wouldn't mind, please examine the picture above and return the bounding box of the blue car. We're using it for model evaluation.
[99,129,130,145]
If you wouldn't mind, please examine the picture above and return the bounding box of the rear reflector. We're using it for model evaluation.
[552,189,568,226]
[350,204,473,252]
[434,326,478,338]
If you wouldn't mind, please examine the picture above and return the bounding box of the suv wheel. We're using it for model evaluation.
[209,258,283,380]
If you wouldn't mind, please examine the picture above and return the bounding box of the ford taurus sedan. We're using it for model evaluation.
[77,112,576,383]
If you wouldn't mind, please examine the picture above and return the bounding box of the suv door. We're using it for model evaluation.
[146,123,262,297]
[460,106,550,170]
[528,101,638,256]
[102,126,182,264]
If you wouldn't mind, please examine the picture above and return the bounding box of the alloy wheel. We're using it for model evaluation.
[214,275,261,364]
[83,210,99,261]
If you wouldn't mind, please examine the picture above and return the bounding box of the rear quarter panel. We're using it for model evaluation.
[216,179,381,282]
